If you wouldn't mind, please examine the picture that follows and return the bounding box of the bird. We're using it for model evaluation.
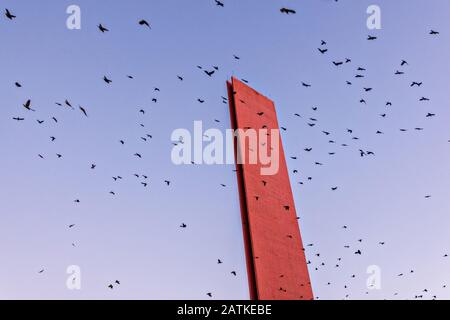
[180,223,187,228]
[215,0,224,7]
[204,70,215,77]
[14,82,22,88]
[98,24,109,33]
[138,19,150,28]
[301,82,311,88]
[231,271,237,276]
[430,30,439,35]
[367,35,377,40]
[79,106,88,117]
[164,180,171,186]
[318,48,328,54]
[64,100,73,109]
[23,100,35,111]
[103,76,112,84]
[13,117,25,121]
[5,9,16,20]
[280,8,296,15]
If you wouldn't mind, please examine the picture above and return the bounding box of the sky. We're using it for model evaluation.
[0,0,449,300]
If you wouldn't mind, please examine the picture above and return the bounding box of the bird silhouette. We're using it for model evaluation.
[280,8,296,15]
[5,9,16,20]
[139,19,150,28]
[79,106,88,117]
[98,24,109,33]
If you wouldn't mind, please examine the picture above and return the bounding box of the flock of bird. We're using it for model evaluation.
[3,1,448,300]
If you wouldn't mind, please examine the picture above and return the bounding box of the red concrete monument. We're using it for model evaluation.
[227,77,313,300]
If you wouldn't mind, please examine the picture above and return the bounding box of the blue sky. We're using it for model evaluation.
[0,0,449,300]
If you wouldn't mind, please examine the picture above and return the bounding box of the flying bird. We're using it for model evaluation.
[215,0,224,7]
[98,24,109,33]
[23,100,35,111]
[79,106,88,117]
[5,9,16,20]
[280,8,296,15]
[301,82,311,88]
[138,19,150,28]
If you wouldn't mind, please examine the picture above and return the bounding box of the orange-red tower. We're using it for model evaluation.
[227,77,313,300]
